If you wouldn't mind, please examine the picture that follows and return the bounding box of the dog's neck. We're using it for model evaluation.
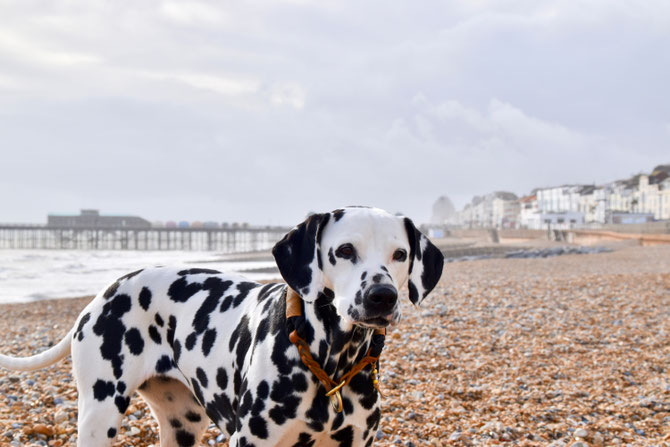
[293,287,376,378]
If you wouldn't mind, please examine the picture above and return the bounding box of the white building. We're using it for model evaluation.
[536,185,588,214]
[531,185,587,227]
[492,193,520,228]
[661,178,670,220]
[520,193,584,230]
[519,194,539,229]
[457,192,518,228]
[608,180,635,215]
[634,174,670,220]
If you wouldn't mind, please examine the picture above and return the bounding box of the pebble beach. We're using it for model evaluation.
[1,245,669,446]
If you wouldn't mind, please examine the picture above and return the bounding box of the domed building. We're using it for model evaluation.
[430,196,457,225]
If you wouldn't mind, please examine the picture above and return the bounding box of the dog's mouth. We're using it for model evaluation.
[354,314,395,329]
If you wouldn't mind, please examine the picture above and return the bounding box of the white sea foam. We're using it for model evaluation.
[0,250,280,303]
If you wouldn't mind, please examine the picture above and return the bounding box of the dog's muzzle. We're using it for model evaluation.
[359,284,397,327]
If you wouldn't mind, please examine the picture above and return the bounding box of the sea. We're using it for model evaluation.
[0,250,280,303]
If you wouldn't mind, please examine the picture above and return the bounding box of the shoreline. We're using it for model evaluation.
[1,245,670,446]
[0,249,281,304]
[0,243,619,305]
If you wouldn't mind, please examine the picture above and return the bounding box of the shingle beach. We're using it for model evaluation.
[1,245,669,446]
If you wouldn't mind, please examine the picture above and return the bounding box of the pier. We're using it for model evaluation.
[0,224,291,252]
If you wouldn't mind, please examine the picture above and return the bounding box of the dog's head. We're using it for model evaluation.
[272,206,444,329]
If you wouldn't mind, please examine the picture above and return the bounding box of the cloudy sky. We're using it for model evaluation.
[1,0,668,225]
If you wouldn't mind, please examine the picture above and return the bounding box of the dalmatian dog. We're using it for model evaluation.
[0,206,444,447]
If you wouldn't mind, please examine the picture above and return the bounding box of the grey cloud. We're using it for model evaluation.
[0,0,668,224]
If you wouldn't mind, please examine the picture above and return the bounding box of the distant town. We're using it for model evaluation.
[433,163,670,230]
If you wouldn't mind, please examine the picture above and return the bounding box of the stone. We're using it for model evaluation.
[53,410,68,424]
[573,428,588,438]
[592,432,605,446]
[32,424,55,436]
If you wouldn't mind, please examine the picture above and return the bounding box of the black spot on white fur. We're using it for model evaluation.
[139,287,152,310]
[155,355,173,373]
[74,312,91,342]
[178,268,222,276]
[93,380,115,401]
[124,328,144,355]
[92,294,132,378]
[148,325,161,344]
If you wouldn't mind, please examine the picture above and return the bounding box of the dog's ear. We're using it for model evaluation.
[403,217,444,305]
[272,212,331,303]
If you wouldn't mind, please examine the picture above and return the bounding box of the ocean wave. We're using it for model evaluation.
[0,249,280,303]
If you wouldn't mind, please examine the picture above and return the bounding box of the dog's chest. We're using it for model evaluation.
[164,279,380,440]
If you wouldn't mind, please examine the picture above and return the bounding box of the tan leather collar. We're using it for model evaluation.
[285,286,303,319]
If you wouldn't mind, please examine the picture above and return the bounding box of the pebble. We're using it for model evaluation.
[53,410,68,424]
[574,428,588,438]
[592,432,605,446]
[31,423,54,436]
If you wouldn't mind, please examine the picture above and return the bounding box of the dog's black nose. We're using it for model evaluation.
[364,284,398,313]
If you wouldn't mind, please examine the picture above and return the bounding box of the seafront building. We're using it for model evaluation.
[47,209,151,228]
[457,191,519,228]
[450,164,670,229]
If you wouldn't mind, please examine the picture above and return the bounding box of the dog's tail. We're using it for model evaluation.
[0,329,73,371]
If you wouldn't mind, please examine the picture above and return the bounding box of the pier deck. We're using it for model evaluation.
[0,224,290,251]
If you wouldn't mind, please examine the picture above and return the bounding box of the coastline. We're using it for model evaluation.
[1,245,670,446]
[0,250,281,304]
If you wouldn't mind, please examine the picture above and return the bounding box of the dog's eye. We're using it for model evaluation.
[336,243,356,260]
[392,249,407,262]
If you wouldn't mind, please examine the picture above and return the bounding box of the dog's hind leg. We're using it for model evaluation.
[71,350,147,445]
[137,376,210,447]
[75,390,131,447]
